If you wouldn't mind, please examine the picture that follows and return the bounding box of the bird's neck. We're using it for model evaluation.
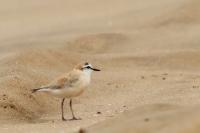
[82,70,92,79]
[81,70,92,85]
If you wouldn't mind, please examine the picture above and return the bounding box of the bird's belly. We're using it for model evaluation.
[50,87,86,98]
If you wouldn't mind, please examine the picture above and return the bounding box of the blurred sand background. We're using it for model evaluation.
[0,0,200,132]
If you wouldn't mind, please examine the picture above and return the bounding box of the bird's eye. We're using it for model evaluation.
[86,66,91,69]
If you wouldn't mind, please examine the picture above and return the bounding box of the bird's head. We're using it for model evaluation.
[75,62,100,74]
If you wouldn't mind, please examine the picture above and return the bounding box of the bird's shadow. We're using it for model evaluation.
[28,117,81,124]
[28,118,59,124]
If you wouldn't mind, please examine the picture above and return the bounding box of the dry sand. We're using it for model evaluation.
[0,0,200,132]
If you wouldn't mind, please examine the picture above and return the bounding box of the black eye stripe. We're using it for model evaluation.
[86,66,91,69]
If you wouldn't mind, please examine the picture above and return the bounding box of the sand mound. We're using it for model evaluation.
[0,48,81,121]
[155,0,200,27]
[99,50,200,71]
[65,33,128,54]
[86,104,200,133]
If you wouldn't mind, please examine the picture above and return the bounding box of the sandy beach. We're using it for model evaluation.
[0,0,200,132]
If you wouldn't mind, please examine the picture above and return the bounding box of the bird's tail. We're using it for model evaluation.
[32,88,42,93]
[31,87,49,93]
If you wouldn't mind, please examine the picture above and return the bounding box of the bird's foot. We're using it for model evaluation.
[69,117,82,121]
[62,117,67,121]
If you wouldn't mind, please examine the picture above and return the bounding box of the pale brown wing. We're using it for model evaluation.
[56,77,79,88]
[46,71,80,89]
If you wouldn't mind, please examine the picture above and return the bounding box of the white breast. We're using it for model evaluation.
[80,70,91,87]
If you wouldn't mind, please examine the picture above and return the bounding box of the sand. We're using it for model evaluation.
[0,0,200,132]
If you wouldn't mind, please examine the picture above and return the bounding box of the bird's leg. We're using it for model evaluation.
[69,99,81,120]
[61,98,67,121]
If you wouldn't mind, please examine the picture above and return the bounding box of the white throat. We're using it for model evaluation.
[79,69,92,87]
[82,69,92,77]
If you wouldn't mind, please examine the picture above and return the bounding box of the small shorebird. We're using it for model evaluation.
[32,62,100,121]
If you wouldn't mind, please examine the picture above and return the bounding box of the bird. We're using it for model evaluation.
[32,62,100,121]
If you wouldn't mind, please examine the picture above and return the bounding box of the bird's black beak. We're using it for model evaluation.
[91,68,101,71]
